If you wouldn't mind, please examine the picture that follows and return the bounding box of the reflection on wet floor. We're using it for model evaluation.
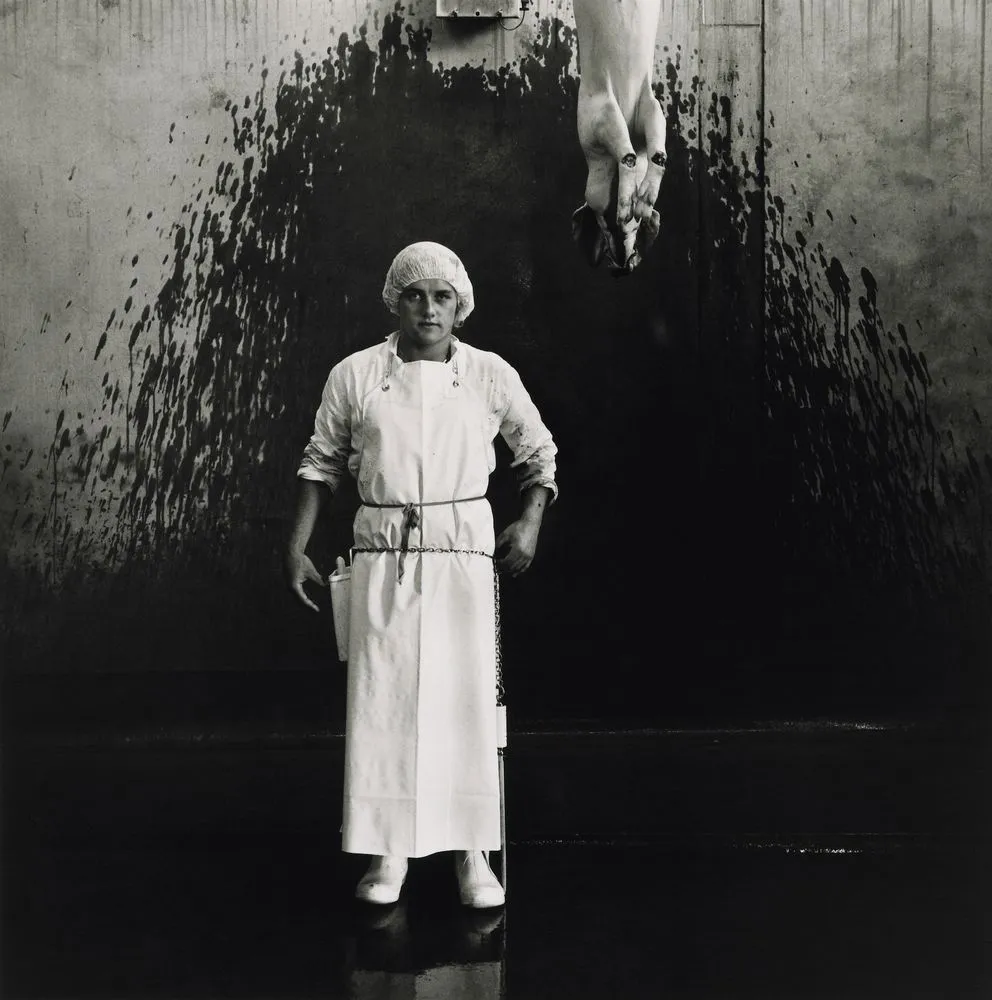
[1,841,988,998]
[346,901,505,1000]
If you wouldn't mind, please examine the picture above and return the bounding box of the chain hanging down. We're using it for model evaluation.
[493,563,504,708]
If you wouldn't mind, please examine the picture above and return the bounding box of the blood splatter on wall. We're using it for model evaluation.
[1,1,990,726]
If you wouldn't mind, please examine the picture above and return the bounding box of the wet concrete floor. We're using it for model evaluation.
[3,699,989,998]
[3,836,988,999]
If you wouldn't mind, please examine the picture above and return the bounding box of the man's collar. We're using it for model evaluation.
[386,331,461,360]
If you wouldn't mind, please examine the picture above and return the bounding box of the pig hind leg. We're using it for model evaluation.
[633,82,667,221]
[578,92,639,227]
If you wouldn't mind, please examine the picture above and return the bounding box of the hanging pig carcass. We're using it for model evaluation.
[571,0,667,275]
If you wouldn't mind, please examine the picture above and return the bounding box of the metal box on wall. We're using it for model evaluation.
[436,1,522,18]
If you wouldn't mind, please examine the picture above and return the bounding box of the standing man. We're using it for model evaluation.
[285,242,557,908]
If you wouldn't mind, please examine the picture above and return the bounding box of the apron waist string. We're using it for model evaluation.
[358,496,487,582]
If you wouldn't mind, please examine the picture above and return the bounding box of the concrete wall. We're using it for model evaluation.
[0,0,556,544]
[2,1,990,726]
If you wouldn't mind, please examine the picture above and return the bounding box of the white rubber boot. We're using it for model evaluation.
[355,855,408,905]
[454,851,505,909]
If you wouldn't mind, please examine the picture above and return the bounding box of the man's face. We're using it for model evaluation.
[397,279,458,349]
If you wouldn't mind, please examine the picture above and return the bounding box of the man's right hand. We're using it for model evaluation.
[285,550,326,612]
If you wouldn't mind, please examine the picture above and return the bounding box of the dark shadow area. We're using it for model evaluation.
[4,724,987,849]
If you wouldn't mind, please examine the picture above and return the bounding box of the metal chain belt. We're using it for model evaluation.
[351,545,504,707]
[493,567,504,707]
[352,544,493,559]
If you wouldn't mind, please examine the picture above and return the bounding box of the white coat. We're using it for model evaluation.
[298,334,557,858]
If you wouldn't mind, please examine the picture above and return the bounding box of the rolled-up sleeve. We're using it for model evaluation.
[498,366,559,503]
[297,363,352,493]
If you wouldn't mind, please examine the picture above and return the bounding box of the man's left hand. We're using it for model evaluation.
[494,518,541,577]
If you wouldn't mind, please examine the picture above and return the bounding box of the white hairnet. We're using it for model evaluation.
[382,242,475,326]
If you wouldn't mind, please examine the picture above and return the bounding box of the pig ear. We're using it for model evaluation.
[635,209,661,256]
[571,204,617,270]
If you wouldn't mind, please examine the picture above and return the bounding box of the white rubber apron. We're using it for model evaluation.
[342,351,501,858]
